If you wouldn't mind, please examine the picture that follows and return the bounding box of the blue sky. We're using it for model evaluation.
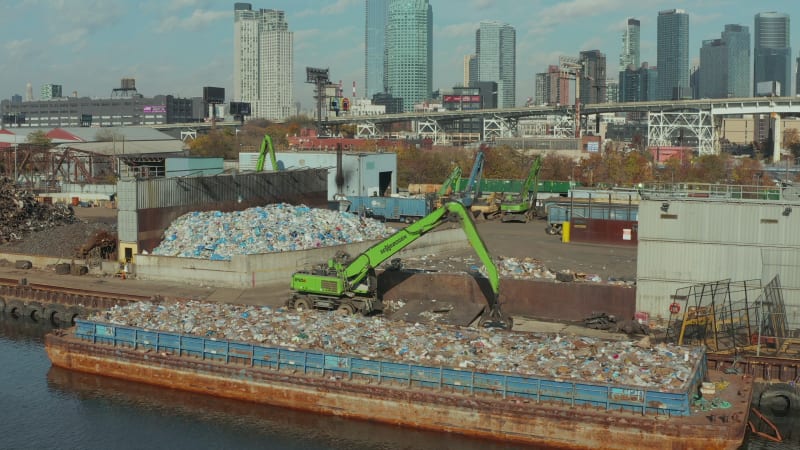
[2,0,800,111]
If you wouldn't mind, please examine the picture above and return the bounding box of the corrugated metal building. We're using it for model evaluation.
[636,197,800,319]
[117,169,328,260]
[239,151,397,200]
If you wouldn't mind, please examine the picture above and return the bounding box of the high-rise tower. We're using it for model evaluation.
[365,0,388,100]
[754,12,791,96]
[579,50,607,104]
[656,9,689,100]
[386,0,432,112]
[699,24,750,99]
[233,3,293,120]
[475,21,516,108]
[620,18,640,72]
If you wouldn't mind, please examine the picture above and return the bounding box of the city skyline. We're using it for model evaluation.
[3,0,800,111]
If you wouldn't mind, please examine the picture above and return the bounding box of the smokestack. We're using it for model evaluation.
[353,81,356,99]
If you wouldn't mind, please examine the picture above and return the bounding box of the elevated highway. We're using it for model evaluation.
[324,96,800,157]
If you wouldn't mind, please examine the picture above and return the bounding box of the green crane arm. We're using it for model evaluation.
[437,166,463,196]
[255,134,278,171]
[521,154,543,196]
[341,201,499,297]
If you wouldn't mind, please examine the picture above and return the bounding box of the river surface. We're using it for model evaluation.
[1,314,797,450]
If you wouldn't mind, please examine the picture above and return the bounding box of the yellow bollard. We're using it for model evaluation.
[561,221,570,243]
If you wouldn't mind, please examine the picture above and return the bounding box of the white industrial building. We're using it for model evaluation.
[239,151,397,201]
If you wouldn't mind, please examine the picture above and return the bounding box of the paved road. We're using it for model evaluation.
[413,218,638,282]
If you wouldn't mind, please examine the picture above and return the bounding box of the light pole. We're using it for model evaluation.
[13,135,17,185]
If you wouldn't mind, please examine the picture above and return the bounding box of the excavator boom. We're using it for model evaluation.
[255,134,279,171]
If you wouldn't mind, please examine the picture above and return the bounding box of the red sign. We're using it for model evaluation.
[443,95,481,103]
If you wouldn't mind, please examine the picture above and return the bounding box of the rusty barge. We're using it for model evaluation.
[46,318,753,450]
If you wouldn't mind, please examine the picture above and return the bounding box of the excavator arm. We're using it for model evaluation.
[453,150,485,207]
[255,134,279,171]
[339,201,509,328]
[437,166,463,197]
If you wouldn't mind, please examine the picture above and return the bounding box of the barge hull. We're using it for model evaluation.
[46,333,751,450]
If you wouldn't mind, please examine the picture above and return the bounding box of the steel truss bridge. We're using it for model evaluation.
[322,97,800,156]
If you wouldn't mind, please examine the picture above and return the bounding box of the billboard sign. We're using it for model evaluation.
[442,95,481,103]
[203,86,225,103]
[229,102,251,115]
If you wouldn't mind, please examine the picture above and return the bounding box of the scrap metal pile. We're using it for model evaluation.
[151,203,394,260]
[92,300,703,390]
[0,177,77,244]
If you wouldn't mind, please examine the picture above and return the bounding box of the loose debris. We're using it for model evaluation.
[92,300,704,390]
[151,203,394,260]
[0,177,78,244]
[584,312,651,335]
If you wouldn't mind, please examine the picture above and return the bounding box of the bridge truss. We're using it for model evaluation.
[647,110,718,155]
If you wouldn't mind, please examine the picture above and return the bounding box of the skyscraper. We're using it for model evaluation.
[656,9,689,100]
[620,18,640,72]
[365,0,388,100]
[463,54,477,86]
[233,3,293,120]
[579,50,607,104]
[386,0,432,112]
[475,21,516,108]
[40,84,62,100]
[534,65,569,106]
[754,12,791,96]
[699,24,750,99]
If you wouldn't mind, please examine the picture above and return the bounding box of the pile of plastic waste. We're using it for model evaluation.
[92,300,703,389]
[151,203,394,260]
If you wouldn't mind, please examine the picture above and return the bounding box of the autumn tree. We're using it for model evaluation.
[783,128,800,159]
[188,128,237,158]
[538,153,575,181]
[26,130,52,148]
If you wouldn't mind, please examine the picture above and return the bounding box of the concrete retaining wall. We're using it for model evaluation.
[134,228,470,288]
[0,253,85,269]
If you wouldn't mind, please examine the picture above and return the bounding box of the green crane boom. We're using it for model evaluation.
[255,134,279,171]
[288,201,511,329]
[437,166,463,196]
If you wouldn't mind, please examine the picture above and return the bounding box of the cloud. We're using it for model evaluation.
[4,39,34,58]
[536,0,629,28]
[296,0,360,18]
[436,22,479,38]
[53,28,89,47]
[157,9,229,33]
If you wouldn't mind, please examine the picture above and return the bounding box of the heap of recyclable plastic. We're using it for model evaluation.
[151,203,393,260]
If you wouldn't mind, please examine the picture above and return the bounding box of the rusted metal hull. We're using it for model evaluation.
[46,332,752,450]
[707,352,800,383]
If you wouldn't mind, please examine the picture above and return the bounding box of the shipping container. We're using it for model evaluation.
[345,195,434,222]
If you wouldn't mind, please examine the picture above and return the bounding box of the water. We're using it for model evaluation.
[1,314,797,450]
[0,314,530,450]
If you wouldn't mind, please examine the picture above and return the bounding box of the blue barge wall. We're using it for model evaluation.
[75,320,706,417]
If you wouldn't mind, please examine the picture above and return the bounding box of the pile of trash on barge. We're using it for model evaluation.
[91,300,703,389]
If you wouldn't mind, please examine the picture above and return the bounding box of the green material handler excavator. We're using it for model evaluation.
[287,201,513,329]
[499,154,543,223]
